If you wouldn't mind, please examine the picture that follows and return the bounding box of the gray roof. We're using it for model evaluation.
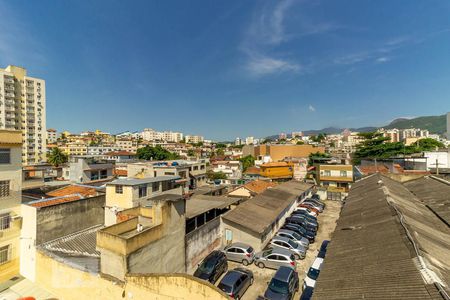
[107,175,180,186]
[192,185,228,195]
[222,181,312,236]
[186,195,241,218]
[312,174,450,299]
[404,176,450,225]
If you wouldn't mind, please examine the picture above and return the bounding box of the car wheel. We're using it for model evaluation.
[294,254,300,260]
[242,259,249,266]
[258,262,265,269]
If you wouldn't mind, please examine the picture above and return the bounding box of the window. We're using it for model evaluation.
[236,248,245,254]
[0,181,10,198]
[0,213,11,230]
[227,248,236,253]
[0,149,11,164]
[152,182,159,192]
[324,170,331,177]
[100,169,108,179]
[340,170,347,177]
[139,185,147,198]
[0,245,10,265]
[115,185,123,194]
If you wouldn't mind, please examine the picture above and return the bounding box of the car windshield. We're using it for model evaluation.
[197,259,215,274]
[288,239,298,248]
[307,267,320,280]
[292,232,302,240]
[218,282,233,294]
[268,278,289,294]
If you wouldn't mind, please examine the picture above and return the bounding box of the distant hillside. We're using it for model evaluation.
[384,115,446,134]
[264,114,446,140]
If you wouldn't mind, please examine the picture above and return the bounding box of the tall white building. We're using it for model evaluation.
[245,136,254,145]
[141,128,183,142]
[0,66,46,165]
[235,137,242,145]
[185,135,204,144]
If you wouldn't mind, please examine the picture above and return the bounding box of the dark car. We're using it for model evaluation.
[193,250,228,284]
[218,268,254,300]
[281,224,315,243]
[285,216,318,232]
[317,240,330,258]
[263,266,299,300]
[299,286,314,300]
[311,194,321,200]
[291,211,317,222]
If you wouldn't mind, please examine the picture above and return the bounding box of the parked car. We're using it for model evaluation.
[299,286,314,300]
[285,216,318,232]
[317,240,330,258]
[290,215,319,230]
[311,194,321,201]
[281,223,315,243]
[276,229,309,249]
[254,248,296,270]
[303,257,324,290]
[193,250,228,284]
[300,202,323,213]
[222,242,255,266]
[304,198,325,208]
[269,236,306,260]
[291,210,318,223]
[217,268,254,300]
[263,266,299,300]
[295,206,318,217]
[298,204,321,214]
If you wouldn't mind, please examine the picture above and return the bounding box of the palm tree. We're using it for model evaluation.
[47,147,68,167]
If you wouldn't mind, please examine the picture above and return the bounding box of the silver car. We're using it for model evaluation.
[254,248,296,270]
[270,236,306,260]
[222,242,255,266]
[276,229,310,249]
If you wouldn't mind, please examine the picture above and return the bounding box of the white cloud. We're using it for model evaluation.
[376,57,390,63]
[308,104,316,112]
[246,54,300,77]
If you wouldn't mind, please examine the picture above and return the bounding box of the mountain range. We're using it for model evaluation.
[265,114,447,140]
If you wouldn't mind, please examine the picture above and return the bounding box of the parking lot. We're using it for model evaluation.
[219,199,343,299]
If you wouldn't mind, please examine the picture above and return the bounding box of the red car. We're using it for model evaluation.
[297,204,320,215]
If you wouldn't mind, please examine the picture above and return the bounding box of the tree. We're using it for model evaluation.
[187,149,196,157]
[308,152,330,167]
[411,138,445,151]
[207,170,228,180]
[47,147,68,167]
[137,145,180,161]
[215,143,227,148]
[216,148,225,156]
[239,155,255,171]
[310,133,326,143]
[296,140,304,145]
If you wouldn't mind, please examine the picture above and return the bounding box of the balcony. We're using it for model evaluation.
[5,100,15,105]
[5,93,14,98]
[4,85,14,92]
[4,78,14,84]
[5,106,15,112]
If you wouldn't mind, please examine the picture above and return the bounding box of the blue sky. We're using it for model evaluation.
[1,0,450,140]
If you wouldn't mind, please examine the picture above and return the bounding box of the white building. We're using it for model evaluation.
[245,136,254,145]
[235,137,242,146]
[0,65,46,165]
[212,161,242,179]
[423,150,450,170]
[142,128,183,142]
[46,129,58,144]
[87,146,121,156]
[185,135,204,144]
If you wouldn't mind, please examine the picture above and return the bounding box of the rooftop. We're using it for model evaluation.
[312,174,450,299]
[46,184,100,198]
[186,195,241,219]
[104,151,136,156]
[107,175,180,186]
[243,180,277,194]
[222,181,312,236]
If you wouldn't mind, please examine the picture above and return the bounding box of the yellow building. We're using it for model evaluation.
[0,65,47,165]
[259,162,294,179]
[0,130,22,282]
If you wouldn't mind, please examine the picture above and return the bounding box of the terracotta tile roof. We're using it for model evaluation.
[29,195,84,208]
[104,151,136,156]
[244,166,260,175]
[244,180,277,194]
[46,185,98,198]
[358,165,389,175]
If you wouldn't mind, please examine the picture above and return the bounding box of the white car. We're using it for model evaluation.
[303,257,324,290]
[295,206,318,218]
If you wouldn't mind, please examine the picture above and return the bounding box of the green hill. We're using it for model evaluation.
[384,115,446,135]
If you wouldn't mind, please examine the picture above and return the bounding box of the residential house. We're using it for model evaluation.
[228,180,277,199]
[66,157,114,183]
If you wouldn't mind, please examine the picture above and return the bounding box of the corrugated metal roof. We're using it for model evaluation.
[312,174,449,299]
[222,181,312,235]
[186,195,241,218]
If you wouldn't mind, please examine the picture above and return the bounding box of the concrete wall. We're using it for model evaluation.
[185,217,221,273]
[34,195,105,245]
[34,251,228,300]
[221,219,262,250]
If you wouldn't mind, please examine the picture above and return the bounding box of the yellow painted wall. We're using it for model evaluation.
[260,165,294,178]
[35,251,228,300]
[106,185,135,208]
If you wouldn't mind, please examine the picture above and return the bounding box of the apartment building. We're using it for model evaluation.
[243,144,325,162]
[142,128,183,142]
[185,135,204,144]
[0,130,22,282]
[46,128,57,144]
[0,65,46,165]
[60,143,88,156]
[115,138,137,152]
[316,164,354,197]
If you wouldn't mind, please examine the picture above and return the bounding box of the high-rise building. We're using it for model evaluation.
[235,137,241,145]
[0,66,46,165]
[185,135,204,144]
